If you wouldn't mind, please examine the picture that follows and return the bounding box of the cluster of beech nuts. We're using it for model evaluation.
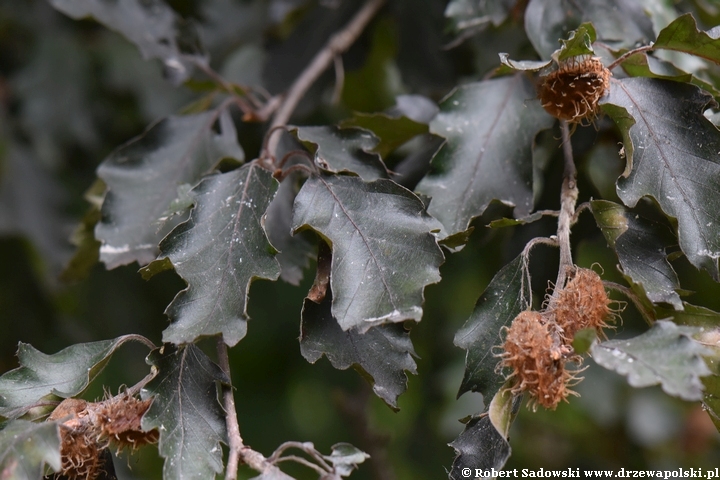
[500,268,615,410]
[47,392,158,479]
[538,55,611,124]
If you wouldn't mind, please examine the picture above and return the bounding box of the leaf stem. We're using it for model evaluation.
[266,0,387,157]
[554,121,578,294]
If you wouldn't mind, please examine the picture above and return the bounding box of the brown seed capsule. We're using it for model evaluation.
[538,55,611,124]
[550,268,613,340]
[501,311,578,410]
[96,393,158,451]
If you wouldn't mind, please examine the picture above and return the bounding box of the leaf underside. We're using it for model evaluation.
[416,74,554,240]
[141,344,229,480]
[161,163,280,347]
[591,320,712,401]
[292,174,444,332]
[300,294,417,409]
[96,110,244,269]
[0,336,142,419]
[455,254,530,401]
[601,78,720,280]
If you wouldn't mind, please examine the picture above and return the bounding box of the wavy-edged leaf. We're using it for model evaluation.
[654,13,720,66]
[0,336,147,419]
[591,200,682,309]
[657,302,720,329]
[444,0,515,34]
[96,109,244,269]
[141,344,228,480]
[48,0,206,84]
[416,74,554,241]
[524,0,654,60]
[591,320,712,401]
[0,420,61,479]
[300,293,417,409]
[292,174,444,332]
[292,126,388,181]
[160,163,280,346]
[455,254,530,400]
[601,78,720,280]
[555,22,597,63]
[498,54,552,72]
[340,113,429,158]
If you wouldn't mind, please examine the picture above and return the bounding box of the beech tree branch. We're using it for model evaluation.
[266,0,387,158]
[553,121,578,294]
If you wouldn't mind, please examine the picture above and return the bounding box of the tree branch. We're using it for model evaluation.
[265,0,387,158]
[553,121,578,294]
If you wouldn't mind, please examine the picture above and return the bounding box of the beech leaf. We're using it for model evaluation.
[292,174,444,332]
[654,13,720,65]
[48,0,206,84]
[601,78,720,280]
[416,74,554,240]
[292,126,388,181]
[340,112,430,158]
[96,109,244,269]
[591,200,682,309]
[444,0,515,33]
[0,420,61,480]
[160,163,280,347]
[455,254,530,400]
[141,344,228,480]
[591,320,712,401]
[0,336,147,419]
[524,0,653,60]
[300,293,417,409]
[448,414,511,480]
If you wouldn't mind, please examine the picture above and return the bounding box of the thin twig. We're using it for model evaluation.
[268,441,333,472]
[274,455,329,475]
[606,44,655,71]
[217,338,243,480]
[332,54,345,105]
[267,0,387,157]
[553,121,579,296]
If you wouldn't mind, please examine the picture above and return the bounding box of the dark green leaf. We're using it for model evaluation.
[265,174,315,286]
[488,211,545,229]
[654,13,720,66]
[339,113,429,159]
[141,344,228,480]
[292,126,388,181]
[300,294,417,409]
[324,442,370,477]
[591,320,712,401]
[292,174,444,332]
[600,78,720,280]
[160,163,280,346]
[455,254,531,400]
[656,302,720,330]
[416,75,554,239]
[448,409,514,480]
[591,200,682,309]
[555,23,597,63]
[444,0,515,34]
[524,0,653,60]
[48,0,206,84]
[0,336,146,419]
[96,109,244,269]
[0,420,61,479]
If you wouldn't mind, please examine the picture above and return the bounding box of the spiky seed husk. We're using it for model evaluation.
[551,267,612,340]
[538,56,611,124]
[501,311,578,410]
